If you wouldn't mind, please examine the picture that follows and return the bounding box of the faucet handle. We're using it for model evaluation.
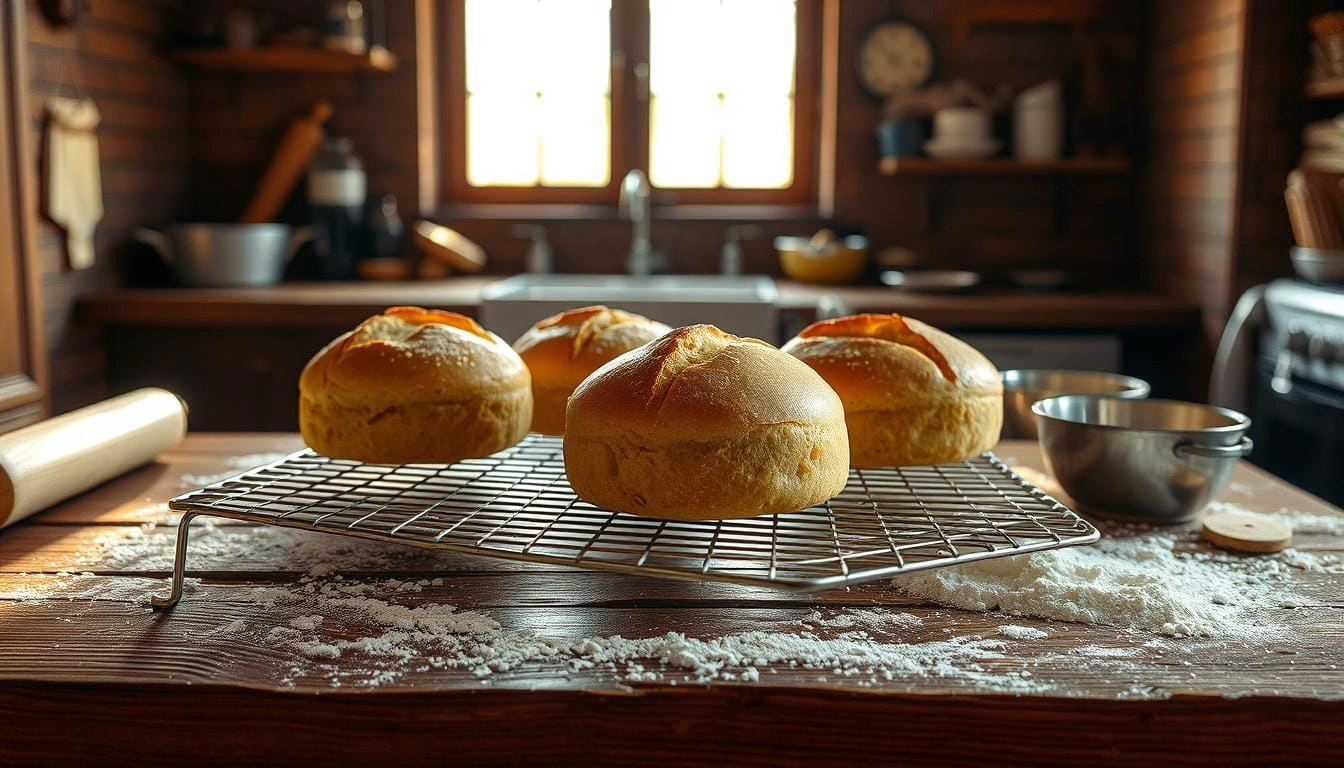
[511,223,553,274]
[724,224,763,244]
[720,224,762,276]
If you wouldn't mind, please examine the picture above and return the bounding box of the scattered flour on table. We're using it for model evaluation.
[891,517,1343,639]
[177,453,291,490]
[20,485,1344,690]
[997,625,1048,641]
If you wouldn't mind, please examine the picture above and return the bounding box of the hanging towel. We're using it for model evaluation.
[44,97,103,270]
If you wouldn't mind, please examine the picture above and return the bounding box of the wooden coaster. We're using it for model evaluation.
[1201,511,1293,553]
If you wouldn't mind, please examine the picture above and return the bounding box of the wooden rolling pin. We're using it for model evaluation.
[0,388,188,529]
[240,100,334,223]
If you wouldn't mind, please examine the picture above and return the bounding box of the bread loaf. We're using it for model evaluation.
[512,306,671,435]
[781,313,1001,467]
[564,324,850,519]
[299,306,531,464]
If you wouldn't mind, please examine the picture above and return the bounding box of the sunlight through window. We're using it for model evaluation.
[463,0,798,192]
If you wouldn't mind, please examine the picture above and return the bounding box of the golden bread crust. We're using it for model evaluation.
[781,313,1002,467]
[563,325,850,519]
[299,307,531,463]
[512,306,671,435]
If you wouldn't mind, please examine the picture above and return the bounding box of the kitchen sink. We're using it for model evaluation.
[479,274,780,343]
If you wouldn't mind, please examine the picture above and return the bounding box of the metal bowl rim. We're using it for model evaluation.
[1000,369,1151,396]
[1031,395,1251,435]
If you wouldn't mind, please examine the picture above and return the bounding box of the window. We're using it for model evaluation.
[444,0,817,205]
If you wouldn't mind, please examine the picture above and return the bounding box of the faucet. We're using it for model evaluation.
[511,223,553,274]
[720,224,762,276]
[619,169,655,275]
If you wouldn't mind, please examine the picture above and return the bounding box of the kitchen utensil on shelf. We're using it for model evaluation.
[1290,246,1344,283]
[1286,168,1344,250]
[1033,395,1253,524]
[135,223,314,287]
[879,269,980,293]
[0,388,186,530]
[1000,369,1150,439]
[414,219,487,274]
[1012,80,1063,160]
[240,100,333,224]
[44,96,103,270]
[925,107,1000,159]
[1006,269,1072,290]
[774,234,868,285]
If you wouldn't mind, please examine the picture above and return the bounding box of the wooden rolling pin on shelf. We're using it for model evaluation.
[240,100,333,224]
[0,388,188,528]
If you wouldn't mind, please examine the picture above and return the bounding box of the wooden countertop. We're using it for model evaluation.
[80,278,1201,329]
[2,434,1340,766]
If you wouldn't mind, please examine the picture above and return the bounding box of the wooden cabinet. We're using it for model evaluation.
[0,2,46,433]
[105,326,346,432]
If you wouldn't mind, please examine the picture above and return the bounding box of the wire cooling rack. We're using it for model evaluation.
[154,434,1099,607]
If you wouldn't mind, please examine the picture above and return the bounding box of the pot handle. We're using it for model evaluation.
[1173,437,1254,459]
[285,226,317,261]
[134,227,171,263]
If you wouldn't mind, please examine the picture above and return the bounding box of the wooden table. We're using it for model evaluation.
[1,435,1341,766]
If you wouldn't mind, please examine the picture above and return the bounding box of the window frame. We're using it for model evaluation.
[441,0,820,207]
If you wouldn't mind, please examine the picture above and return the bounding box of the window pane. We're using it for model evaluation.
[540,95,610,186]
[464,0,610,188]
[650,95,721,188]
[722,0,796,96]
[466,95,540,187]
[648,0,797,190]
[722,96,792,188]
[649,0,723,95]
[465,0,537,94]
[537,0,611,97]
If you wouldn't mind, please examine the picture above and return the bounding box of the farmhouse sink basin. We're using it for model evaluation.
[479,274,780,343]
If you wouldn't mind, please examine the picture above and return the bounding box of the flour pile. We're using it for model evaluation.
[891,512,1342,638]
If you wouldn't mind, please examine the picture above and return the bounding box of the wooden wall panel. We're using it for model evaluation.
[184,0,423,223]
[25,0,189,414]
[180,1,1143,286]
[1140,0,1247,395]
[1231,0,1310,298]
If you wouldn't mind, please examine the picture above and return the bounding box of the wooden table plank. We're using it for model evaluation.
[3,684,1339,768]
[2,433,1342,766]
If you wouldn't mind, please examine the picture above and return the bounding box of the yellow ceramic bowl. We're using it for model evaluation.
[775,236,868,284]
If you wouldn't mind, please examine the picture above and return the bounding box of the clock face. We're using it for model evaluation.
[856,21,935,99]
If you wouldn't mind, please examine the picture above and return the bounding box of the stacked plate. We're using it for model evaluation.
[1301,116,1344,172]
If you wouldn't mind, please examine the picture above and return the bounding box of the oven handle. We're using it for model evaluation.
[1173,437,1254,459]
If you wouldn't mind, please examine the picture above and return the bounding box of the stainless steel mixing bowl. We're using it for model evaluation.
[1000,370,1150,439]
[1032,396,1252,524]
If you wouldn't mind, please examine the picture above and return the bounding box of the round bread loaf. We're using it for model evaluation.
[563,324,850,520]
[299,306,531,464]
[781,313,1002,468]
[512,306,671,435]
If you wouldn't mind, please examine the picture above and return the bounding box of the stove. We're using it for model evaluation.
[1218,279,1344,506]
[1261,279,1344,394]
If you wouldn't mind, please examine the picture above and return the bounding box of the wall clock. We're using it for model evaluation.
[855,20,936,99]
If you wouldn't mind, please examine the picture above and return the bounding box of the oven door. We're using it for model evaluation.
[1251,359,1344,507]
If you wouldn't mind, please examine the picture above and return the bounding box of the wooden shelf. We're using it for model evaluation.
[173,46,398,74]
[879,156,1132,175]
[1306,76,1344,99]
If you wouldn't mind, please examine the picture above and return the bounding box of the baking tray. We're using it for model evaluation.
[155,434,1099,607]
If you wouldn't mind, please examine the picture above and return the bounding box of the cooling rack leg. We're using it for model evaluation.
[150,512,199,610]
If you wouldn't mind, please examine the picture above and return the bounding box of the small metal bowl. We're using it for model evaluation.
[1001,370,1150,439]
[1290,246,1344,284]
[1032,396,1253,524]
